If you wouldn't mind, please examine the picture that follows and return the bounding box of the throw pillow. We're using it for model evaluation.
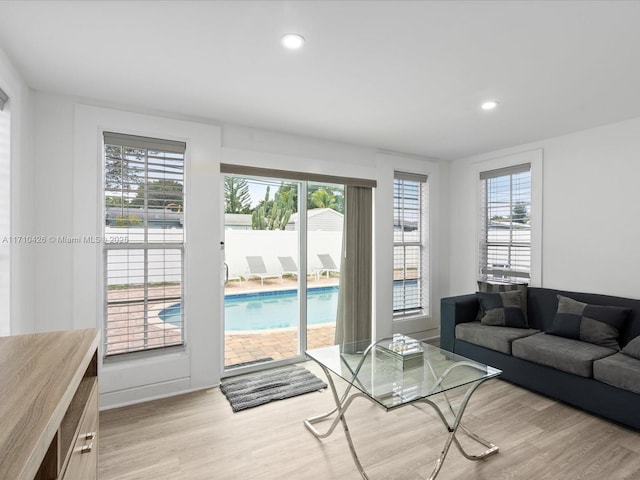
[547,295,630,351]
[476,281,528,322]
[477,290,528,328]
[622,336,640,360]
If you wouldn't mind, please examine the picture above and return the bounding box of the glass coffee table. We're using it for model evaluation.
[304,338,501,480]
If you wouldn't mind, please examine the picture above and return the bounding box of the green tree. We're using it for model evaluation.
[114,214,143,227]
[308,186,344,213]
[251,186,294,230]
[131,179,183,210]
[276,183,299,213]
[106,196,127,207]
[224,177,252,214]
[104,145,142,198]
[512,202,529,224]
[309,188,338,210]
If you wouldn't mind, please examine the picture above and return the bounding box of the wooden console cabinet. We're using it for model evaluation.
[0,329,99,480]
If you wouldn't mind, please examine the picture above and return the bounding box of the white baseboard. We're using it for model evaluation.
[99,377,220,410]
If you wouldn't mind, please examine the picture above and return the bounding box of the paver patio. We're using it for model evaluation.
[106,274,340,365]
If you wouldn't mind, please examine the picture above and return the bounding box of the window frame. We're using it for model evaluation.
[393,171,428,319]
[103,132,186,357]
[474,158,544,286]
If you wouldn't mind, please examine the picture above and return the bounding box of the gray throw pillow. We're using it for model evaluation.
[622,336,640,360]
[547,295,630,351]
[477,290,528,328]
[476,281,528,322]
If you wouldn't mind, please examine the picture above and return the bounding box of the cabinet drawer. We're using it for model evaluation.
[61,381,98,480]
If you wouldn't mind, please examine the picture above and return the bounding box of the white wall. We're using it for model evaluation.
[448,116,640,300]
[0,47,34,335]
[23,93,444,407]
[32,93,74,332]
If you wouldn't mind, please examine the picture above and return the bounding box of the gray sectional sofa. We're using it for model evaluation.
[440,287,640,430]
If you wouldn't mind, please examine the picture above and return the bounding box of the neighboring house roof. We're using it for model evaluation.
[489,221,531,229]
[394,218,419,231]
[286,208,344,231]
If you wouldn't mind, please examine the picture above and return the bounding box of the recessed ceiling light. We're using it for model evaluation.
[481,100,499,111]
[281,33,305,50]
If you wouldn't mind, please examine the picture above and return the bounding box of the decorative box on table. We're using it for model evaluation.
[375,334,424,370]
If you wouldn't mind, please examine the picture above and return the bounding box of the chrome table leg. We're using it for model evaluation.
[304,363,370,479]
[418,377,499,480]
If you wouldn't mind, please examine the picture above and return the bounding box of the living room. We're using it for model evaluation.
[1,1,640,479]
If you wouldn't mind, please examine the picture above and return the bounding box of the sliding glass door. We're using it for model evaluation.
[306,182,344,350]
[222,174,344,372]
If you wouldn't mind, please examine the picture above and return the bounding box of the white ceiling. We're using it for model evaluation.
[1,0,640,160]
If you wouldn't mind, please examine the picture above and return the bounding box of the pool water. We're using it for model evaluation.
[159,286,339,331]
[225,286,339,331]
[159,281,420,331]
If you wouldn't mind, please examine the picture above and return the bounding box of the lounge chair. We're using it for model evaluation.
[278,256,298,278]
[315,254,340,279]
[245,256,283,285]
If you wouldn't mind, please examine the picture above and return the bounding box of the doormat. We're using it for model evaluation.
[220,365,327,412]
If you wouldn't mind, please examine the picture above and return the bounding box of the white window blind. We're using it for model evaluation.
[0,88,8,111]
[103,132,186,356]
[479,163,531,283]
[393,172,428,318]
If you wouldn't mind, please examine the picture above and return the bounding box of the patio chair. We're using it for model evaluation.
[315,254,340,279]
[245,256,283,285]
[278,256,299,278]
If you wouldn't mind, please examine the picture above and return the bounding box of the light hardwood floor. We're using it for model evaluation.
[99,363,640,480]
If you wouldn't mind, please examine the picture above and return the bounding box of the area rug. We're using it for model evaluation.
[220,365,327,412]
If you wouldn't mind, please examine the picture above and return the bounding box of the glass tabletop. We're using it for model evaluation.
[306,337,501,410]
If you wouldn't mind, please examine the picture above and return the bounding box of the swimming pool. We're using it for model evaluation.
[159,280,420,331]
[159,286,339,331]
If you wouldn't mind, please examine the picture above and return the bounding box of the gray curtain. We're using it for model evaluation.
[335,186,373,352]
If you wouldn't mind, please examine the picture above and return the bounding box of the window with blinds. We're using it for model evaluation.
[393,172,428,318]
[479,164,531,283]
[103,131,186,356]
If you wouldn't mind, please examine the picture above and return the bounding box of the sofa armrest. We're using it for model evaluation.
[440,294,479,353]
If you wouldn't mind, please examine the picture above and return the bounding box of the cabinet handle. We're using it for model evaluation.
[81,441,94,454]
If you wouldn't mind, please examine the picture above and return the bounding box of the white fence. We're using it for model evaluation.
[106,227,343,286]
[224,229,343,280]
[105,227,182,286]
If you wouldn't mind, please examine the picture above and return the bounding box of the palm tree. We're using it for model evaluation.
[309,188,338,210]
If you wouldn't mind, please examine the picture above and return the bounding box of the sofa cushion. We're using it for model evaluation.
[477,281,528,322]
[547,295,630,350]
[622,336,640,360]
[477,291,528,328]
[593,352,640,395]
[455,321,539,354]
[512,332,617,377]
